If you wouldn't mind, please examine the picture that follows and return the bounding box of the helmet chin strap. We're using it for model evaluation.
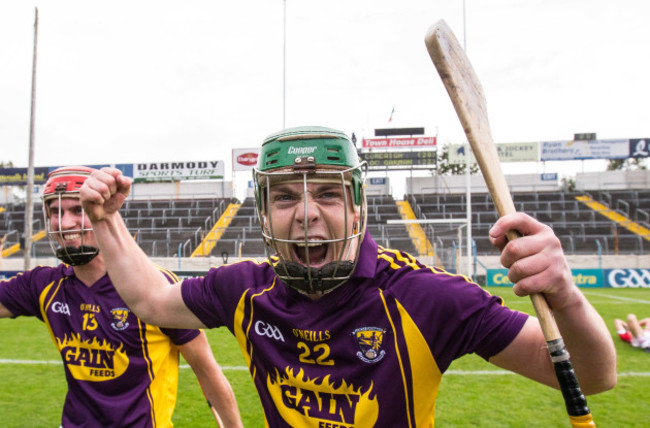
[55,245,99,266]
[278,260,356,295]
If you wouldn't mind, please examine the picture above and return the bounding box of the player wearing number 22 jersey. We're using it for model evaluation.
[80,126,615,427]
[0,265,198,427]
[182,231,528,427]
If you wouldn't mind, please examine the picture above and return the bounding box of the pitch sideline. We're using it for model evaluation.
[0,359,648,376]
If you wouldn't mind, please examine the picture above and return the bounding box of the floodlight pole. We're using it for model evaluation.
[24,7,39,270]
[282,0,287,129]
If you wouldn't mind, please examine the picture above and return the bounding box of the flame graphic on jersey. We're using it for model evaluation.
[56,333,129,381]
[267,367,378,427]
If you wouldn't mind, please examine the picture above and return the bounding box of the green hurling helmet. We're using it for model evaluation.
[253,126,368,295]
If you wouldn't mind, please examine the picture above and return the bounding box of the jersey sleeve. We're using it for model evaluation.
[0,268,49,319]
[181,266,236,329]
[181,260,274,330]
[389,268,528,371]
[159,326,201,346]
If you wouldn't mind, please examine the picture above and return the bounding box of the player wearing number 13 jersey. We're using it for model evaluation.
[81,126,616,427]
[0,166,242,428]
[1,263,198,426]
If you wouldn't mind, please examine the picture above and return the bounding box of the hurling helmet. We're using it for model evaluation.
[254,126,367,295]
[42,166,99,266]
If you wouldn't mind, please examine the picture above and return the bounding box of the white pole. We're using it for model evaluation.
[24,7,38,270]
[282,0,287,129]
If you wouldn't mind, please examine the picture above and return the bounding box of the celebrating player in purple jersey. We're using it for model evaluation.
[80,126,616,426]
[0,166,242,428]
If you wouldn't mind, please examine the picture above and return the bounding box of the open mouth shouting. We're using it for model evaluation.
[293,239,330,268]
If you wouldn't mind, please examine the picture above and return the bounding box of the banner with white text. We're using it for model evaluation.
[133,161,224,182]
[362,136,436,149]
[448,142,539,164]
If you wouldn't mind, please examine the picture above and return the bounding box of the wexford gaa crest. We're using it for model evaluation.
[110,308,130,331]
[352,327,386,363]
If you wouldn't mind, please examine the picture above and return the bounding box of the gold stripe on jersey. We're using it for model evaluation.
[378,246,421,271]
[379,246,499,308]
[376,255,447,426]
[234,276,279,374]
[137,318,158,427]
[233,275,278,424]
[396,298,440,427]
[157,265,181,283]
[379,289,414,428]
[140,320,180,428]
[39,279,64,350]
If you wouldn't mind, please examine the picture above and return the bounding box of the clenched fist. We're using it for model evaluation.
[80,167,132,222]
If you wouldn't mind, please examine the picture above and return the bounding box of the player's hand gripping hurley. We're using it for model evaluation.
[425,20,595,427]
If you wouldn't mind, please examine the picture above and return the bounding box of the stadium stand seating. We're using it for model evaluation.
[366,195,417,255]
[123,198,233,257]
[0,202,49,258]
[205,195,417,258]
[209,197,265,258]
[407,189,650,256]
[2,188,648,262]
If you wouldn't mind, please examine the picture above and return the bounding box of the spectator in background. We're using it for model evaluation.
[615,314,650,351]
[0,166,243,428]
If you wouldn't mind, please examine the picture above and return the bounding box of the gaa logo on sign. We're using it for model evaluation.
[606,269,650,288]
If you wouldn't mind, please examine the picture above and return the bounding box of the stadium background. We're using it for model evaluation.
[2,1,650,423]
[2,134,650,427]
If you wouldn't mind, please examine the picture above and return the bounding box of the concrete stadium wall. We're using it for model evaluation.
[406,173,560,195]
[127,180,233,200]
[575,169,650,191]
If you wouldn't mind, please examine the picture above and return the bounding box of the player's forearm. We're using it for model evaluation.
[91,212,169,323]
[552,292,617,394]
[206,375,243,428]
[0,301,13,318]
[181,337,243,428]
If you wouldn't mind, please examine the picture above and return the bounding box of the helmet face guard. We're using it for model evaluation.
[254,126,367,295]
[42,166,99,266]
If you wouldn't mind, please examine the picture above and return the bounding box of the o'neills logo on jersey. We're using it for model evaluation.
[267,367,378,426]
[352,327,387,363]
[287,146,317,155]
[57,333,129,381]
[237,153,259,166]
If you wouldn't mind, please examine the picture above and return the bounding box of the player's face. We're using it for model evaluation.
[47,197,95,248]
[265,180,360,268]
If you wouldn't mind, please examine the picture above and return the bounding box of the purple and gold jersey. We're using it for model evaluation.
[182,232,529,427]
[0,264,199,428]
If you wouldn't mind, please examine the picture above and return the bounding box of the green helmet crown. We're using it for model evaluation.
[256,126,364,205]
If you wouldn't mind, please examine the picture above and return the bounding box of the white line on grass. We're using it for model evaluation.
[1,359,649,376]
[582,291,650,304]
[504,292,650,305]
[0,358,62,365]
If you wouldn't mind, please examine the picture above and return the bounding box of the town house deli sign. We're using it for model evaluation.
[362,136,436,149]
[134,161,225,182]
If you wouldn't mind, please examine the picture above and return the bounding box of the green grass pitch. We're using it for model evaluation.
[1,287,648,427]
